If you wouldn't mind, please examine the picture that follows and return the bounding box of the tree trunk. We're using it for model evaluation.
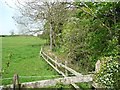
[49,23,53,50]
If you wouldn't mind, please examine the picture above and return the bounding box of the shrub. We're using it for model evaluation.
[94,56,119,89]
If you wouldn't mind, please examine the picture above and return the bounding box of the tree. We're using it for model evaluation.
[9,30,14,35]
[14,0,69,50]
[60,1,120,72]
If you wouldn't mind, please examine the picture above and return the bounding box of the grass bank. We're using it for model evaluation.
[2,36,58,85]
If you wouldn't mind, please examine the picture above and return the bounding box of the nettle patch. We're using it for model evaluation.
[94,56,119,88]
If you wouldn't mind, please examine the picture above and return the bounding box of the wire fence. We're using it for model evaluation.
[1,74,75,80]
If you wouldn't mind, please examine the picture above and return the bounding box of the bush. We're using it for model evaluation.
[94,56,119,89]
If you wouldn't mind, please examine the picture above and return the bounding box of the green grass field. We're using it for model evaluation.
[2,36,58,85]
[0,37,2,85]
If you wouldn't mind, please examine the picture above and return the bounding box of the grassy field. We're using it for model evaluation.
[0,37,2,85]
[2,36,58,85]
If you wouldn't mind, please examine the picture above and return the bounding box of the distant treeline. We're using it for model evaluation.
[0,35,34,37]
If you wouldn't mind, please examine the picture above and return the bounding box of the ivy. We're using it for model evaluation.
[94,56,119,89]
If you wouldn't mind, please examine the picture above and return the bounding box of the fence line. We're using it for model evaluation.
[41,49,80,88]
[40,47,92,89]
[1,75,61,80]
[0,47,93,89]
[41,48,83,76]
[1,74,75,80]
[3,75,93,88]
[41,52,66,77]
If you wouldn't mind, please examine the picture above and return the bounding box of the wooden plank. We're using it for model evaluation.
[41,48,93,89]
[71,83,80,89]
[41,53,65,77]
[1,48,93,89]
[3,75,92,88]
[42,51,82,76]
[41,49,80,89]
[21,75,93,88]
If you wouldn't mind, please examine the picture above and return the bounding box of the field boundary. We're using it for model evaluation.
[1,75,64,80]
[40,48,83,76]
[40,47,93,89]
[2,75,92,88]
[40,48,80,88]
[0,47,93,89]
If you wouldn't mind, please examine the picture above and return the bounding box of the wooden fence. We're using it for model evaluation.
[40,47,93,89]
[2,75,92,89]
[0,47,93,89]
[40,48,83,76]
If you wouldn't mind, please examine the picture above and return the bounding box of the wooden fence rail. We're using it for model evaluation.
[2,75,92,89]
[0,47,93,89]
[40,48,83,76]
[40,48,80,88]
[40,47,93,89]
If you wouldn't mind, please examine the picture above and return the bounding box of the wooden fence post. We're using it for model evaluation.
[95,60,101,73]
[55,56,58,69]
[65,61,68,76]
[13,74,20,90]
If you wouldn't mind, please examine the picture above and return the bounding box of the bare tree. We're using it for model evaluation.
[14,0,69,50]
[9,30,14,35]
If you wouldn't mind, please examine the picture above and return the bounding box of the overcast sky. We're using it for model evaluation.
[0,0,75,35]
[0,0,18,35]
